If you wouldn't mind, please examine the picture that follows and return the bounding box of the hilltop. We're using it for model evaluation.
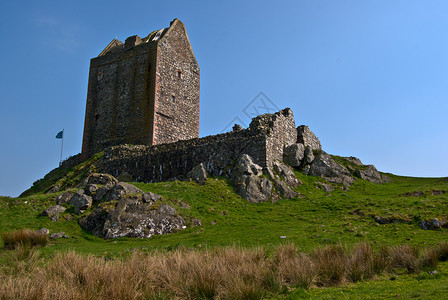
[1,151,448,298]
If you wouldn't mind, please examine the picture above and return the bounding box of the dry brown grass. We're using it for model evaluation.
[273,243,315,288]
[0,242,446,299]
[2,229,48,249]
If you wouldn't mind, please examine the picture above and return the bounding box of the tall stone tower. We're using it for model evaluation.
[81,19,200,159]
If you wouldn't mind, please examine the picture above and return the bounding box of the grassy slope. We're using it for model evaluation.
[1,169,447,297]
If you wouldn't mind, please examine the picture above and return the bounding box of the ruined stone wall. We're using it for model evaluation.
[248,108,297,166]
[98,108,297,183]
[99,129,267,182]
[153,20,200,144]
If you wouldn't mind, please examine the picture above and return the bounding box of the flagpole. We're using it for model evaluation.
[59,129,64,166]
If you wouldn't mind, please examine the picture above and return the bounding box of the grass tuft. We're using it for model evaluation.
[2,229,48,250]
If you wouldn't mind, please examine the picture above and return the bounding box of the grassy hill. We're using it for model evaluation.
[1,159,447,298]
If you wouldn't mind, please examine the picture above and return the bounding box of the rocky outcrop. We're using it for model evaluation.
[343,156,363,166]
[297,125,321,150]
[233,155,273,203]
[354,165,383,184]
[79,195,185,239]
[308,151,354,186]
[233,155,302,202]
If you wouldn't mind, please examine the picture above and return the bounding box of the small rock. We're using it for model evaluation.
[430,218,443,229]
[432,190,446,196]
[142,192,162,204]
[381,174,392,183]
[35,228,49,236]
[191,218,202,226]
[50,232,68,240]
[317,182,334,192]
[233,124,243,131]
[55,192,74,205]
[402,191,424,197]
[302,165,311,175]
[180,202,190,209]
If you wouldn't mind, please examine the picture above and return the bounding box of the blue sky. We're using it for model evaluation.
[1,0,447,197]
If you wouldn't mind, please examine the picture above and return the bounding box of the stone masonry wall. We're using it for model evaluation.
[98,108,296,183]
[249,108,297,166]
[81,19,200,159]
[154,19,200,145]
[82,41,158,158]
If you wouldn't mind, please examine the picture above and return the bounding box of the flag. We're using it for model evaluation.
[56,130,63,139]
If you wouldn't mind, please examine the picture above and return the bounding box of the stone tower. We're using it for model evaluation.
[81,19,200,159]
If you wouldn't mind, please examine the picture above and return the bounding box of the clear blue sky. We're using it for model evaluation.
[1,0,447,197]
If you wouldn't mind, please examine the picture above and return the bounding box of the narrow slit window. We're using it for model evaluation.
[177,70,182,79]
[171,95,175,103]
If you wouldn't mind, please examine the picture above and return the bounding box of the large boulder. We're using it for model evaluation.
[94,183,114,201]
[283,143,305,167]
[234,175,273,203]
[41,205,66,221]
[297,125,321,150]
[309,151,354,186]
[79,194,185,239]
[303,146,315,165]
[69,190,93,215]
[104,182,143,202]
[187,163,208,185]
[354,165,383,184]
[86,173,119,186]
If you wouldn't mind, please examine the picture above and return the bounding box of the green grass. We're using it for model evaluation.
[1,169,447,298]
[289,261,448,299]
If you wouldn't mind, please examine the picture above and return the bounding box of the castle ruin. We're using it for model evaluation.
[81,19,200,159]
